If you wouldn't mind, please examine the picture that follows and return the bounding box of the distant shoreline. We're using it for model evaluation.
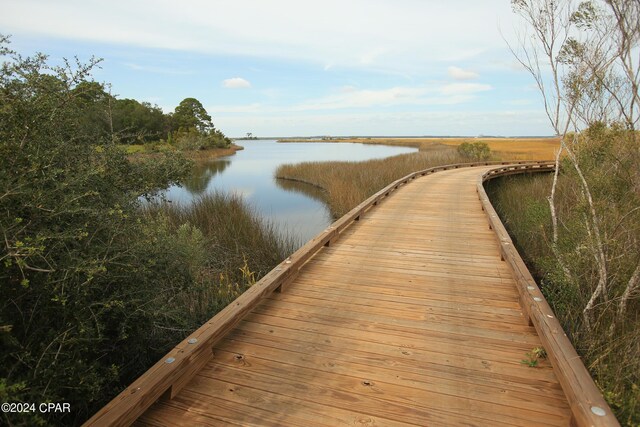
[127,143,244,162]
[276,137,561,160]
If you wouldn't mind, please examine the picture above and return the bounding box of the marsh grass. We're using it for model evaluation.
[141,192,296,327]
[486,170,640,425]
[280,137,560,160]
[276,147,476,217]
[276,134,637,423]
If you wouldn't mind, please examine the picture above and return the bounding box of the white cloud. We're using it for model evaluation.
[0,0,520,75]
[440,83,492,95]
[223,77,251,89]
[293,86,430,111]
[209,83,492,114]
[448,66,479,80]
[124,62,193,75]
[358,47,389,65]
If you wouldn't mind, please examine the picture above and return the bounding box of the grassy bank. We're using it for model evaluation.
[485,130,640,424]
[3,187,294,426]
[144,193,295,285]
[136,193,296,333]
[124,143,243,161]
[275,145,473,218]
[279,137,559,160]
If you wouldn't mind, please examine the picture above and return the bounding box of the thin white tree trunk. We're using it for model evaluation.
[548,145,563,244]
[564,144,609,329]
[618,260,640,319]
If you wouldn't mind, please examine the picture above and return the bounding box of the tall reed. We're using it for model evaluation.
[276,147,472,217]
[141,192,296,326]
[486,169,640,425]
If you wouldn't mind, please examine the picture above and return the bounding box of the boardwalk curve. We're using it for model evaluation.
[86,162,617,427]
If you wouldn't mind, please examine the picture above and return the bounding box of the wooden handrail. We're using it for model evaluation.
[478,164,619,427]
[84,160,570,426]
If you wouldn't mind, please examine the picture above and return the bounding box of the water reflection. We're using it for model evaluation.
[182,160,230,195]
[162,140,417,244]
[275,178,328,206]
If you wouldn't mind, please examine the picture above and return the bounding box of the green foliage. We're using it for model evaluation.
[570,1,598,29]
[171,127,231,151]
[71,81,112,142]
[172,97,213,133]
[457,141,492,160]
[169,98,230,150]
[0,38,192,426]
[0,38,282,426]
[521,346,547,367]
[486,124,640,424]
[0,38,229,150]
[111,98,168,144]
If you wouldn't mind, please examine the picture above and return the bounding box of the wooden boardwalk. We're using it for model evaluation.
[87,163,617,427]
[138,166,567,426]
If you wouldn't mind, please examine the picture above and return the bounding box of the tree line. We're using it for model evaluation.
[55,79,230,149]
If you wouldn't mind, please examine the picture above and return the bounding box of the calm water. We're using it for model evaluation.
[163,140,417,244]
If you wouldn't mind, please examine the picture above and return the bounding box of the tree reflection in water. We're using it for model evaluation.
[182,159,231,195]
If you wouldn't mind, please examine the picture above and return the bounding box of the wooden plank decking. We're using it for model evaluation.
[135,166,574,426]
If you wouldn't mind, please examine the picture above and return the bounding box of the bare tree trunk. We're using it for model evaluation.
[107,85,115,143]
[559,143,609,329]
[547,142,575,282]
[509,0,638,332]
[548,145,563,244]
[582,213,609,330]
[508,0,575,270]
[618,259,640,319]
[607,0,640,130]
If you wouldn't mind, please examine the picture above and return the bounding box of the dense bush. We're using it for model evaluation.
[456,141,492,160]
[0,39,288,426]
[171,127,232,151]
[111,98,169,144]
[486,125,640,424]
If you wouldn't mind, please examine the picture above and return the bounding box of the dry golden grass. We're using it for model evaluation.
[276,147,468,217]
[275,137,559,218]
[280,137,560,160]
[435,137,559,160]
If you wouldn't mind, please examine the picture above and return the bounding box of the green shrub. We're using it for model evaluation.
[457,141,492,160]
[0,38,288,426]
[171,127,231,151]
[485,125,640,424]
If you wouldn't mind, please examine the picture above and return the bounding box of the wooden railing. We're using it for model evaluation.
[478,164,619,427]
[84,160,616,426]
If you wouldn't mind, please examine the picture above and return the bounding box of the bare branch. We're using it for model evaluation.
[617,259,640,318]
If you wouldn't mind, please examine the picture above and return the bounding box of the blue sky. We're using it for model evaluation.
[1,0,554,137]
